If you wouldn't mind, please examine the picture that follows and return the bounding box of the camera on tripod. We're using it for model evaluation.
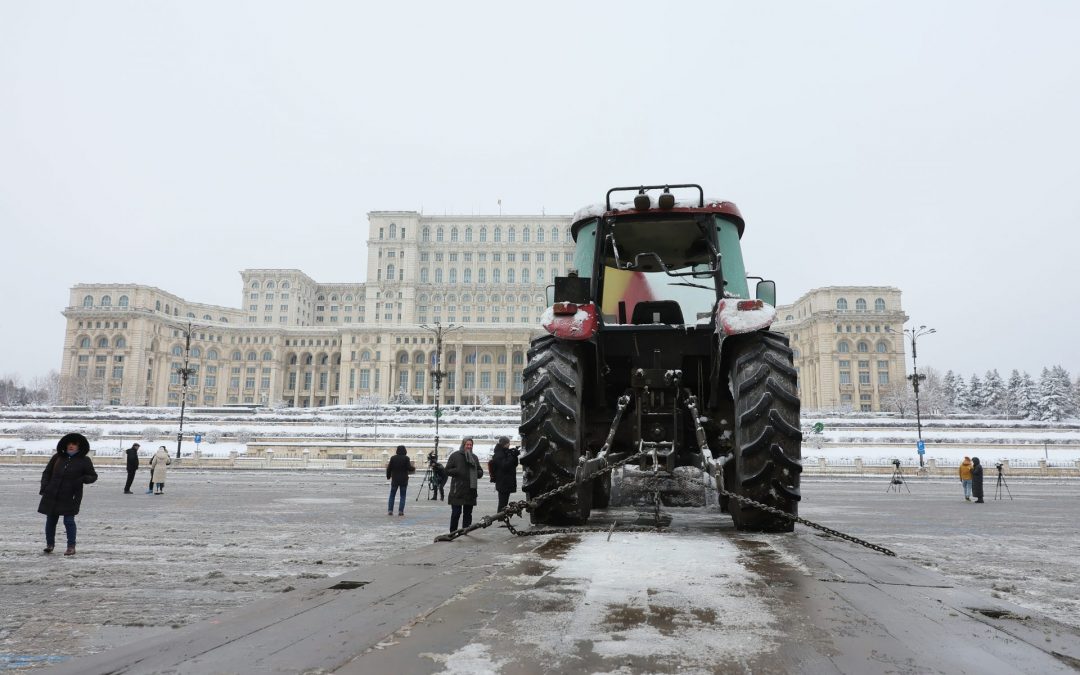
[426,450,439,466]
[891,458,901,468]
[995,462,1004,471]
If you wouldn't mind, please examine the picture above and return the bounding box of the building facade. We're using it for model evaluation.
[59,212,573,408]
[773,286,909,411]
[59,213,908,411]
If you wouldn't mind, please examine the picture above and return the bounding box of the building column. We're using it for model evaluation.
[504,342,514,405]
[453,342,463,405]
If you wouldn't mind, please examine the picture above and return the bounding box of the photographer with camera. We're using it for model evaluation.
[489,436,520,512]
[427,450,447,501]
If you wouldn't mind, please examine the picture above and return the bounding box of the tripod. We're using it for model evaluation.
[886,463,910,494]
[994,466,1013,500]
[414,464,444,501]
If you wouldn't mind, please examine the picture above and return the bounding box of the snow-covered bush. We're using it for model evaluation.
[142,426,163,442]
[205,429,223,444]
[18,423,50,441]
[233,428,253,443]
[81,426,103,441]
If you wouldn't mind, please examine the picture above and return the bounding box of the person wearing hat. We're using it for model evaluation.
[38,432,98,555]
[489,436,520,512]
[123,442,141,494]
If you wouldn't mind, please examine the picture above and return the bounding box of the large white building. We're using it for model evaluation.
[59,212,908,411]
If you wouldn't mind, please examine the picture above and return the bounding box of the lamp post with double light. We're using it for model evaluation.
[420,321,461,462]
[887,324,936,467]
[168,321,205,460]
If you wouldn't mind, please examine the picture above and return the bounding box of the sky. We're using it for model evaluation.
[2,1,1079,383]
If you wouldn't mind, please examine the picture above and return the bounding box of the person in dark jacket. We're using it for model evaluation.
[445,437,484,532]
[385,445,415,516]
[971,457,985,503]
[489,436,519,512]
[38,432,98,555]
[426,450,447,501]
[123,443,140,494]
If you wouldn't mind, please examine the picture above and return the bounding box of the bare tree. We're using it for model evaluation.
[879,381,913,416]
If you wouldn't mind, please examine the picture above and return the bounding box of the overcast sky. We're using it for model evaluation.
[2,1,1078,383]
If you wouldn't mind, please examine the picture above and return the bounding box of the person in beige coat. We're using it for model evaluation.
[149,445,172,495]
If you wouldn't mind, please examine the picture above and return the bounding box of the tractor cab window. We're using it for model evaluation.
[599,217,723,326]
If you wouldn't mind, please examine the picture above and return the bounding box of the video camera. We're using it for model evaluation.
[426,450,439,466]
[995,462,1004,471]
[891,458,901,468]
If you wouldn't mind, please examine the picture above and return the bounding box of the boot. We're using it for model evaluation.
[64,546,76,556]
[43,546,54,554]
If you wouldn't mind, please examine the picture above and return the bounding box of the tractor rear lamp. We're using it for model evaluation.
[736,300,764,311]
[633,191,651,210]
[552,302,579,316]
[658,188,675,209]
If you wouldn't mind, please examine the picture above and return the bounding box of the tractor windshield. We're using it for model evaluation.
[598,217,720,326]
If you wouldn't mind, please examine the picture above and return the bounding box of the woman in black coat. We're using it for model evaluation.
[38,432,98,555]
[385,445,415,516]
[971,457,985,503]
[489,436,519,512]
[445,437,483,532]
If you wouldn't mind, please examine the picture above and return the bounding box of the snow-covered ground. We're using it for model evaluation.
[1,470,1077,671]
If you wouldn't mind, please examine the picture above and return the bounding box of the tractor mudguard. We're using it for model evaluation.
[540,301,599,340]
[715,298,776,336]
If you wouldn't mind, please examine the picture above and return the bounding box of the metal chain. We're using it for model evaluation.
[433,449,648,542]
[665,468,902,557]
[434,450,896,557]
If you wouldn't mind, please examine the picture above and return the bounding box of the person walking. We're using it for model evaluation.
[971,457,985,503]
[959,456,973,501]
[489,436,519,512]
[446,437,484,532]
[38,432,98,555]
[123,443,140,494]
[385,445,415,516]
[149,445,172,495]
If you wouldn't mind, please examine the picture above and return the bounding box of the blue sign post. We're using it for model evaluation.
[194,433,202,452]
[916,439,925,455]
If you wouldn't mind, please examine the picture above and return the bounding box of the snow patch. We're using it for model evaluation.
[421,643,507,674]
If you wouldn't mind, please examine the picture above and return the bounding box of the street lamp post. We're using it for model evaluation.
[420,321,461,462]
[887,324,936,467]
[170,321,204,460]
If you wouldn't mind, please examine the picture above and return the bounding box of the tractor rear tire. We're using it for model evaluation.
[727,331,803,532]
[518,335,592,525]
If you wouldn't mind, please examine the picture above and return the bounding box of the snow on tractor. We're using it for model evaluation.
[518,184,802,532]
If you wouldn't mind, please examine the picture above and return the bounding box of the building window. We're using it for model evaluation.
[836,298,848,311]
[878,372,889,385]
[359,369,370,389]
[82,295,93,307]
[857,341,869,353]
[837,341,850,353]
[101,295,112,307]
[875,298,886,312]
[876,341,889,353]
[855,298,867,312]
[437,227,444,242]
[423,227,431,242]
[859,371,871,385]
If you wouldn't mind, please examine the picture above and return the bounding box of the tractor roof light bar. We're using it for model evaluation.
[605,184,704,211]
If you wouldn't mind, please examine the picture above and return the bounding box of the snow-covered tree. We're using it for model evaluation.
[1038,366,1076,421]
[880,381,914,416]
[960,373,983,413]
[1017,372,1040,420]
[919,366,948,416]
[941,370,960,412]
[1003,370,1024,417]
[982,369,1005,413]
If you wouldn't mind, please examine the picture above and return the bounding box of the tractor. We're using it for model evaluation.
[518,184,802,532]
